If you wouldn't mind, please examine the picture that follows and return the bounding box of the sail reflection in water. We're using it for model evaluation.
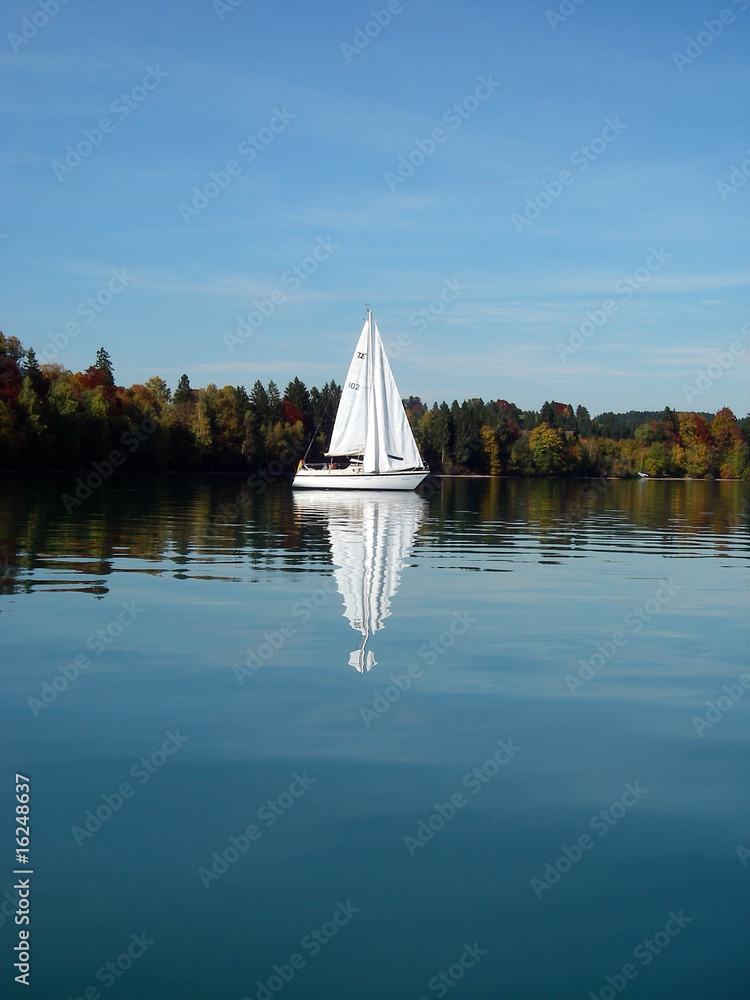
[294,491,425,672]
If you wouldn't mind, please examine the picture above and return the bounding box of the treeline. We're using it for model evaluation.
[0,334,748,479]
[407,397,748,478]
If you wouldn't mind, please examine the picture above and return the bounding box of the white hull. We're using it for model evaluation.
[293,466,428,491]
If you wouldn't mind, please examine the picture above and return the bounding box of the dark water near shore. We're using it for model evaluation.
[1,475,749,999]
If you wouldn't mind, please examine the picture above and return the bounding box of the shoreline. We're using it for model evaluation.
[1,469,745,483]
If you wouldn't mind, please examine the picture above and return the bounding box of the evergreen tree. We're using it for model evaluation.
[539,400,557,427]
[432,402,452,464]
[174,374,192,405]
[310,380,341,437]
[266,380,281,417]
[575,404,592,437]
[284,378,313,424]
[94,347,114,383]
[23,347,41,377]
[232,385,250,414]
[249,380,270,418]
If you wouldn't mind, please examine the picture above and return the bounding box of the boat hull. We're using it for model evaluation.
[292,467,429,491]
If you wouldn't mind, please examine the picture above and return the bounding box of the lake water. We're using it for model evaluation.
[1,475,748,999]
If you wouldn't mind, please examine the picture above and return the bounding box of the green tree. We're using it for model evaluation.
[451,400,482,468]
[18,377,46,437]
[233,385,250,414]
[529,423,567,475]
[719,440,749,479]
[644,442,670,477]
[249,380,270,418]
[660,406,679,442]
[0,400,19,466]
[576,405,592,437]
[0,333,24,406]
[634,422,654,445]
[193,389,214,450]
[22,348,47,398]
[145,376,171,406]
[174,374,193,405]
[509,434,535,475]
[309,380,341,446]
[284,378,312,425]
[94,347,115,383]
[683,442,713,477]
[23,347,41,377]
[539,400,557,427]
[267,380,281,418]
[431,402,452,464]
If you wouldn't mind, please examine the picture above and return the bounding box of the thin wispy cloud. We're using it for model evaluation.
[1,0,747,415]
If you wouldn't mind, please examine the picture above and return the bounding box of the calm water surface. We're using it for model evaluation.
[1,475,748,999]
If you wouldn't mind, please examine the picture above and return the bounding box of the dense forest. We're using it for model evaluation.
[0,334,748,481]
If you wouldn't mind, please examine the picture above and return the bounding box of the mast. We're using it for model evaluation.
[363,307,377,473]
[365,307,373,465]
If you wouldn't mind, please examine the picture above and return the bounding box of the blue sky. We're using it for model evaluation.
[1,0,748,414]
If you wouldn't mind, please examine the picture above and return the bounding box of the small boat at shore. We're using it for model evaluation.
[293,309,429,491]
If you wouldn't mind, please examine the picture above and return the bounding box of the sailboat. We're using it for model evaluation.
[293,491,425,671]
[292,308,429,491]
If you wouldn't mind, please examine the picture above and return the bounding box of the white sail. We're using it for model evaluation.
[363,318,423,473]
[294,308,428,491]
[293,491,425,672]
[326,313,424,472]
[326,320,370,457]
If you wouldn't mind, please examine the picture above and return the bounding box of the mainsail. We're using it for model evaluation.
[326,312,424,473]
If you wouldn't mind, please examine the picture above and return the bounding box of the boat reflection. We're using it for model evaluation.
[293,491,426,672]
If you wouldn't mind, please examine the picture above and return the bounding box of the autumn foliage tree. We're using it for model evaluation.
[0,333,747,479]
